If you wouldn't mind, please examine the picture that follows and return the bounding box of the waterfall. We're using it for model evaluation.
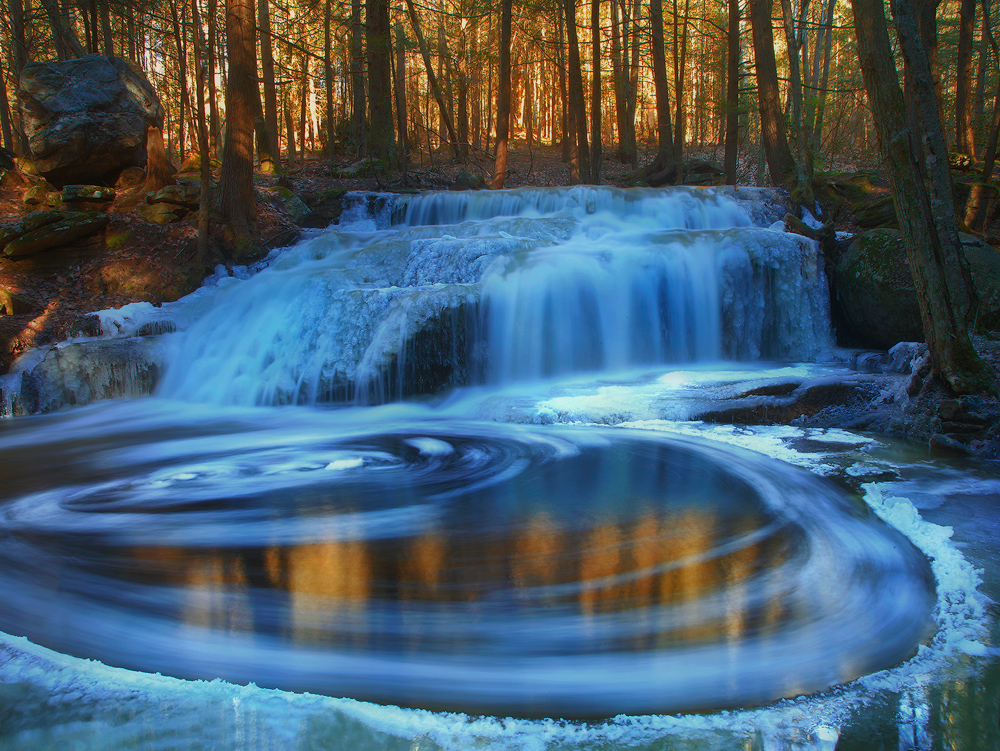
[4,186,833,412]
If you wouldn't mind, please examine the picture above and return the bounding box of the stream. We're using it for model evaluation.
[0,186,996,750]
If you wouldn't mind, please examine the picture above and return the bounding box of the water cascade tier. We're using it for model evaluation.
[145,186,832,407]
[0,403,935,718]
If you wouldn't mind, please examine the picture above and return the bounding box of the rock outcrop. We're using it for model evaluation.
[19,55,164,186]
[834,229,1000,348]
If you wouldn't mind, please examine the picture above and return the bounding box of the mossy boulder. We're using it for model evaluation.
[0,287,32,315]
[2,211,110,258]
[835,229,1000,348]
[266,185,311,224]
[61,184,115,211]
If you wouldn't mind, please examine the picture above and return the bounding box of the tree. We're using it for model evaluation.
[563,0,590,183]
[724,0,740,184]
[956,0,977,155]
[851,0,993,394]
[257,0,281,173]
[367,0,396,165]
[749,0,797,195]
[217,0,258,236]
[649,0,675,165]
[492,0,512,188]
[590,0,603,183]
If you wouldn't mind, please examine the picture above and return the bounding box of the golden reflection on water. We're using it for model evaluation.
[123,499,797,654]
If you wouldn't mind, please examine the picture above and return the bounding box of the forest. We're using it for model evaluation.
[0,0,989,191]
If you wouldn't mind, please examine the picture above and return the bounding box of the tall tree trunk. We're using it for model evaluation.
[724,0,740,184]
[966,0,1000,228]
[169,2,189,162]
[207,0,221,155]
[191,0,212,268]
[367,0,396,165]
[957,0,978,155]
[99,0,114,56]
[558,12,570,162]
[405,0,461,157]
[299,50,309,167]
[0,56,13,152]
[779,0,813,205]
[218,0,258,236]
[41,0,85,60]
[590,0,603,183]
[393,18,408,179]
[649,0,675,164]
[257,0,280,172]
[749,0,797,191]
[564,0,590,182]
[851,0,993,394]
[672,0,690,160]
[611,0,629,163]
[810,0,837,148]
[351,0,367,156]
[491,0,512,188]
[324,0,336,154]
[457,19,470,155]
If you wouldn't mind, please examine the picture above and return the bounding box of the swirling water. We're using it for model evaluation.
[0,187,996,750]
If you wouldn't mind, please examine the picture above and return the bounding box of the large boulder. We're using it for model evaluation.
[835,229,1000,348]
[19,55,163,186]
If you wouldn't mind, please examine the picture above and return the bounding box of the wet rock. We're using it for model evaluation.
[19,54,164,186]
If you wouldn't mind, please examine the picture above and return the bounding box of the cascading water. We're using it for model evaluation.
[0,186,996,751]
[149,186,830,407]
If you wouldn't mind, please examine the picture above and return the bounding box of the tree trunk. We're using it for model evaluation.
[648,0,675,164]
[590,0,603,183]
[324,0,337,154]
[367,0,396,165]
[169,2,189,162]
[491,0,512,189]
[957,0,977,155]
[99,0,114,56]
[143,126,176,193]
[811,0,837,148]
[351,0,367,156]
[405,0,462,158]
[41,0,85,60]
[218,0,257,236]
[257,0,281,172]
[393,18,408,179]
[967,0,1000,229]
[672,0,690,161]
[191,0,212,268]
[207,0,220,156]
[563,0,590,183]
[724,0,740,184]
[779,0,813,204]
[749,0,797,190]
[851,0,993,394]
[0,56,13,152]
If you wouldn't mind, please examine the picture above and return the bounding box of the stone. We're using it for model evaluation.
[3,212,109,258]
[62,185,115,203]
[452,170,487,190]
[115,166,146,190]
[148,183,200,210]
[834,229,924,348]
[854,195,898,229]
[265,186,311,224]
[19,54,164,186]
[22,185,56,207]
[139,202,187,224]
